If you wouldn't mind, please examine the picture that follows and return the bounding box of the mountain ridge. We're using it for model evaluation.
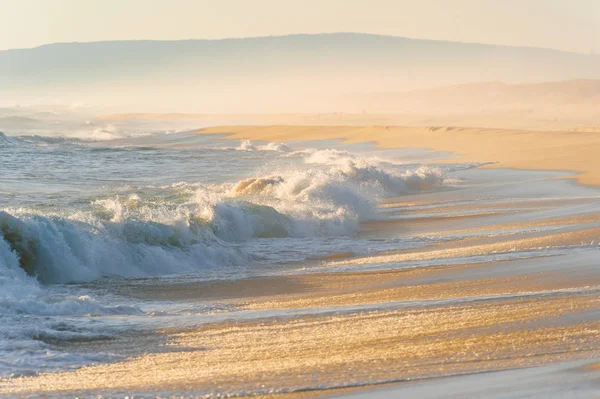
[2,33,599,112]
[3,33,595,56]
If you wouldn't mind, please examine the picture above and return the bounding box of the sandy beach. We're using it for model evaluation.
[1,124,600,398]
[200,125,600,185]
[3,1,600,396]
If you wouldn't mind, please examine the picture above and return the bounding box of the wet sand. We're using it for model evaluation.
[3,127,600,398]
[3,294,600,397]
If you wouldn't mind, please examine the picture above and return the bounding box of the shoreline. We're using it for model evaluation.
[2,126,600,398]
[197,125,600,186]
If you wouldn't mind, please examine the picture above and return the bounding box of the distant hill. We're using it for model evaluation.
[2,33,600,112]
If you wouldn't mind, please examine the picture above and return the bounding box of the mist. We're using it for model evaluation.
[1,33,599,130]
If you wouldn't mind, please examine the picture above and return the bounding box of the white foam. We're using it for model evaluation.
[236,139,292,152]
[0,227,142,376]
[0,140,446,377]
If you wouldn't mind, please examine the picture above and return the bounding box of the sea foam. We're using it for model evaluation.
[0,138,445,376]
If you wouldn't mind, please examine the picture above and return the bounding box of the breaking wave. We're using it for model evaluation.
[0,222,143,377]
[235,139,293,152]
[0,132,89,147]
[0,131,17,146]
[0,124,148,148]
[0,134,451,377]
[0,161,444,284]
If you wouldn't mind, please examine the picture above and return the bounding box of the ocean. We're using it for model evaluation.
[2,111,600,397]
[0,112,460,377]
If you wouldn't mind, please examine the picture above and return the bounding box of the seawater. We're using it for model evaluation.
[0,115,456,377]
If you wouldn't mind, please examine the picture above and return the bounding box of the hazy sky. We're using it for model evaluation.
[1,0,598,53]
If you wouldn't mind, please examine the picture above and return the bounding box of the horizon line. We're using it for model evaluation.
[1,32,596,56]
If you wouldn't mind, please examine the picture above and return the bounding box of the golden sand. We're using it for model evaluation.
[243,270,600,310]
[3,295,600,396]
[326,227,600,268]
[199,125,600,186]
[359,212,600,240]
[3,125,600,397]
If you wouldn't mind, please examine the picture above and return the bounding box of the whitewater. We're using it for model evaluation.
[0,125,453,377]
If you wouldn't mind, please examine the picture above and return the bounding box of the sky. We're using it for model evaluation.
[0,0,598,53]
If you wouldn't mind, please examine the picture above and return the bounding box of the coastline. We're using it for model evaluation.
[2,126,600,398]
[198,125,600,186]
